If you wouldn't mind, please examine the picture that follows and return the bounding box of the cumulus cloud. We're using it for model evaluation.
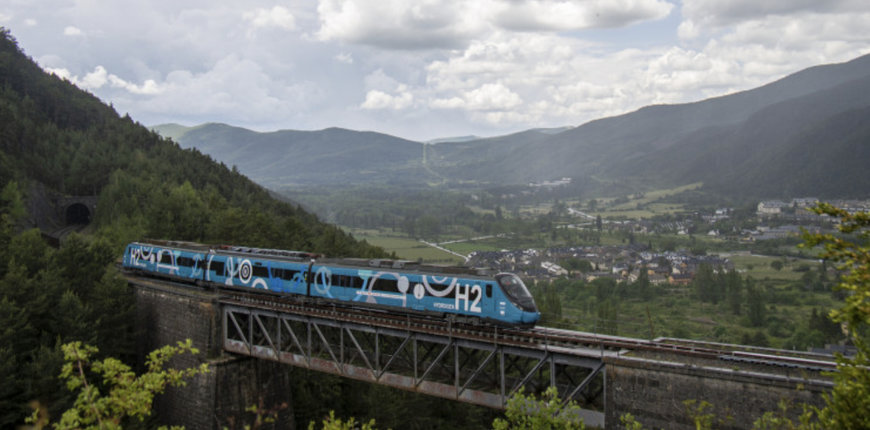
[316,0,481,49]
[680,0,870,38]
[432,82,521,111]
[243,6,296,30]
[63,26,82,36]
[315,0,673,50]
[361,85,414,110]
[494,0,673,31]
[335,52,353,64]
[11,0,870,140]
[46,65,163,95]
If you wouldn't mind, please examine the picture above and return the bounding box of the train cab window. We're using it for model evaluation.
[496,274,537,312]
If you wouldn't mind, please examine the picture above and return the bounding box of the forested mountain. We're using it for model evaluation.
[153,123,431,187]
[162,54,870,199]
[432,52,870,197]
[0,27,388,427]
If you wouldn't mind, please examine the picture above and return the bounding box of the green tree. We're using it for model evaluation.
[745,277,766,327]
[800,203,870,428]
[309,411,377,430]
[30,339,209,430]
[492,387,585,430]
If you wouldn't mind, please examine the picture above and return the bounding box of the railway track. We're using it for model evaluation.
[126,274,838,376]
[218,287,839,374]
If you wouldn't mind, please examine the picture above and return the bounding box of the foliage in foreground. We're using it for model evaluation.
[492,386,585,430]
[29,339,208,430]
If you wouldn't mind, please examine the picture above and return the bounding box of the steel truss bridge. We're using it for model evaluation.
[222,294,613,426]
[219,288,840,429]
[127,273,840,429]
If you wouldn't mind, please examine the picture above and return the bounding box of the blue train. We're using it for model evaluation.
[123,240,541,327]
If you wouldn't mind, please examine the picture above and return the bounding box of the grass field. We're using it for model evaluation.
[726,253,820,282]
[592,183,702,219]
[348,229,464,264]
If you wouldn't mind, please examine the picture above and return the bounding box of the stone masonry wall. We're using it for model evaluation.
[604,356,831,430]
[133,280,294,429]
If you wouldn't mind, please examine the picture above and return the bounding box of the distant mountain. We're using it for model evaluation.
[429,53,870,198]
[158,54,870,199]
[152,123,431,188]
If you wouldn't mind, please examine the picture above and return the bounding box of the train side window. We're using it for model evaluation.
[211,261,225,275]
[175,257,193,267]
[486,284,492,298]
[429,283,454,299]
[372,278,398,292]
[253,265,268,277]
[159,253,172,264]
[274,268,299,280]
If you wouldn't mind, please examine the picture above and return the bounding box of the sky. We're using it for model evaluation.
[2,1,869,142]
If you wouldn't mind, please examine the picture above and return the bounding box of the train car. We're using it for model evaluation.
[122,240,540,327]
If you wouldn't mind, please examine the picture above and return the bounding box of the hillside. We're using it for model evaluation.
[0,28,385,258]
[434,53,870,197]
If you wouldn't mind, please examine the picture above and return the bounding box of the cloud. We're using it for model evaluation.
[335,52,353,64]
[315,0,673,50]
[680,0,870,36]
[243,6,296,30]
[46,65,164,95]
[316,0,480,49]
[494,0,673,31]
[361,86,413,110]
[63,26,82,36]
[432,82,522,111]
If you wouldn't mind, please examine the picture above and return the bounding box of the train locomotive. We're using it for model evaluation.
[122,240,541,327]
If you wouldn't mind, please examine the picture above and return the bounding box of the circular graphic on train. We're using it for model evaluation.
[422,275,457,297]
[414,283,425,300]
[239,259,253,284]
[398,276,409,294]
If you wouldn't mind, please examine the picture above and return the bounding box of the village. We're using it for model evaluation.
[467,197,870,285]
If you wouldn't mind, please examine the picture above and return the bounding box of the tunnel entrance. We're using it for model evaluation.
[65,203,92,225]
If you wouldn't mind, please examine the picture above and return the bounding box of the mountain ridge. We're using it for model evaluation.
[155,53,870,198]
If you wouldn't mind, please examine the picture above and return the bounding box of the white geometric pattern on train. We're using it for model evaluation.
[123,241,541,327]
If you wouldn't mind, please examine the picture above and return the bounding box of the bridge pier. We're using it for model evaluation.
[604,353,831,429]
[133,279,295,429]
